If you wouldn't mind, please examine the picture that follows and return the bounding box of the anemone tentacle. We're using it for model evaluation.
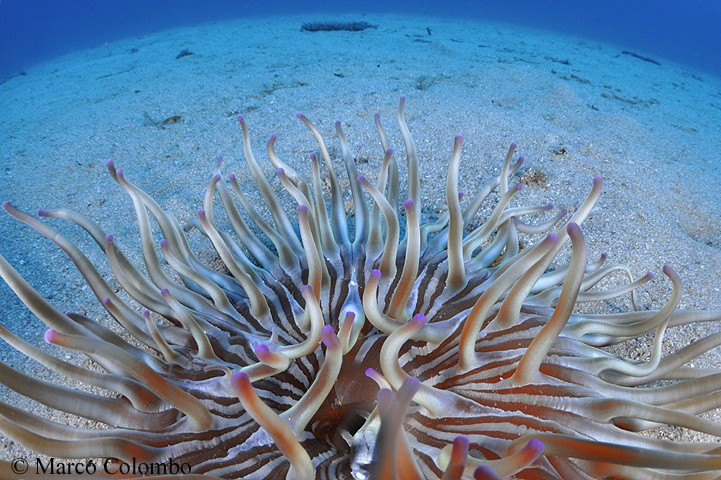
[1,98,721,480]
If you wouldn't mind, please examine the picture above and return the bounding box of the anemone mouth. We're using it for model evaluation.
[0,98,721,479]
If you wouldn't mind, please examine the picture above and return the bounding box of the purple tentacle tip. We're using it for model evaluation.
[515,183,524,191]
[270,133,278,141]
[229,173,236,180]
[232,371,249,384]
[105,234,114,242]
[237,114,244,122]
[321,325,339,347]
[386,147,393,155]
[374,112,380,119]
[37,209,48,216]
[298,205,308,214]
[403,199,415,208]
[527,438,544,452]
[473,466,501,480]
[357,175,366,183]
[412,314,427,326]
[160,239,169,247]
[296,112,303,119]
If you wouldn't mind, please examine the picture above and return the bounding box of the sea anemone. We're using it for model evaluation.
[1,97,721,479]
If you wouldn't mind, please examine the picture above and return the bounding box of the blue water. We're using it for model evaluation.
[1,0,720,81]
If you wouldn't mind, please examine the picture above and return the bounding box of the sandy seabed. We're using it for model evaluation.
[1,13,720,463]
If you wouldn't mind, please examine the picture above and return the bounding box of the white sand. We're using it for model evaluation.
[1,13,721,463]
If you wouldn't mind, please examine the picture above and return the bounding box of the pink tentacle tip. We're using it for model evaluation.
[44,329,60,344]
